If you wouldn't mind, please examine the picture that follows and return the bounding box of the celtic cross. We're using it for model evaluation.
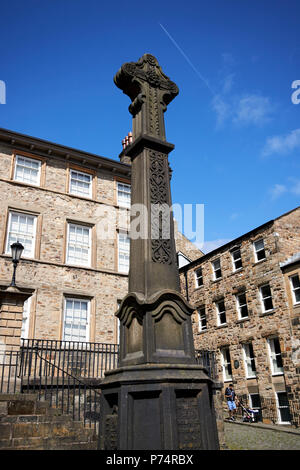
[114,53,179,141]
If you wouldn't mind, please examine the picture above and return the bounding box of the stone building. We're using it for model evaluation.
[0,127,201,348]
[179,206,300,425]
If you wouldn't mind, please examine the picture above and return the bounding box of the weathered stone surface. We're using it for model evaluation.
[179,206,300,424]
[0,393,97,449]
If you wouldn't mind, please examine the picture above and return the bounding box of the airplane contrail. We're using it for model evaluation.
[159,23,215,97]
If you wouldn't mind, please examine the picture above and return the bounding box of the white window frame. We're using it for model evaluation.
[66,223,92,267]
[116,301,121,344]
[231,247,243,271]
[117,182,131,209]
[195,268,203,288]
[242,343,257,378]
[69,169,93,198]
[14,154,42,186]
[21,297,32,340]
[198,306,207,332]
[275,392,291,425]
[249,393,261,412]
[267,337,284,376]
[118,231,130,273]
[212,258,222,280]
[260,284,274,313]
[289,274,300,305]
[5,211,37,259]
[216,299,226,326]
[236,292,249,320]
[254,238,266,262]
[221,347,232,382]
[63,297,90,343]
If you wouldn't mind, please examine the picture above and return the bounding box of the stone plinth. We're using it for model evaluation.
[99,364,219,450]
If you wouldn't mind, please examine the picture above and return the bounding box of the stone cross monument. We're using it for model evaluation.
[99,54,219,450]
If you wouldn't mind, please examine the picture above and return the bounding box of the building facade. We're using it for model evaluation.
[0,128,201,348]
[179,207,300,425]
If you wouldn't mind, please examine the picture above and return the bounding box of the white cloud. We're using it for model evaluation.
[291,179,300,195]
[268,178,300,199]
[211,95,230,127]
[269,184,287,200]
[223,73,235,94]
[222,53,235,66]
[197,238,232,254]
[212,93,273,128]
[262,128,300,157]
[233,94,273,126]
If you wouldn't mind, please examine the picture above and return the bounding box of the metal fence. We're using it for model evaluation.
[20,339,119,380]
[0,342,217,434]
[195,349,217,379]
[1,342,299,432]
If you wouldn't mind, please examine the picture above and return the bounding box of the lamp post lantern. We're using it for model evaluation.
[10,241,24,287]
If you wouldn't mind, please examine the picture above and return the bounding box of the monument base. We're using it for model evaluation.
[99,364,220,450]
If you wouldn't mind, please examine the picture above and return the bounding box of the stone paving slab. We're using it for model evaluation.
[225,421,300,450]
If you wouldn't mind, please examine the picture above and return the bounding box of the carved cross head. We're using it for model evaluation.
[114,54,179,119]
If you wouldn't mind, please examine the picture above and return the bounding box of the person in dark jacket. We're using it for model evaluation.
[225,383,237,421]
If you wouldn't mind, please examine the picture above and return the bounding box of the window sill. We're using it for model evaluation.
[259,309,276,317]
[198,329,208,334]
[212,277,223,284]
[12,178,41,188]
[194,285,204,292]
[231,267,243,275]
[271,372,284,377]
[237,317,250,324]
[69,192,93,200]
[216,323,228,329]
[253,258,267,266]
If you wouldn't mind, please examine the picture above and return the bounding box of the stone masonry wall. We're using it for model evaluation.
[0,142,198,345]
[179,208,300,424]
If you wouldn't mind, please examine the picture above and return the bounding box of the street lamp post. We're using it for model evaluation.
[9,241,24,287]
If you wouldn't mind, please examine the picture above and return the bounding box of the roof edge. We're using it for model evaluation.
[179,219,274,272]
[0,127,131,175]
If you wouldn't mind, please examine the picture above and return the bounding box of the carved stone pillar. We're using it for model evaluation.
[99,54,219,450]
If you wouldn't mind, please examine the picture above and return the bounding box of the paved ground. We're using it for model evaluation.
[224,421,300,450]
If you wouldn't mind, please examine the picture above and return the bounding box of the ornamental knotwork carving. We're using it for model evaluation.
[114,54,179,116]
[149,151,172,264]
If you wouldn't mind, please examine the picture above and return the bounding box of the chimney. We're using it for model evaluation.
[119,131,133,165]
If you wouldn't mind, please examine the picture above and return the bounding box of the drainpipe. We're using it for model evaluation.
[184,269,189,302]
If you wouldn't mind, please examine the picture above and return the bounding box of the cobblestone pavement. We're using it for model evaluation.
[224,421,300,450]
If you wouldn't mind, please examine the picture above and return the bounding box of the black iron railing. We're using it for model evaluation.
[20,339,119,380]
[33,347,102,432]
[0,350,20,394]
[195,349,217,379]
[1,342,299,433]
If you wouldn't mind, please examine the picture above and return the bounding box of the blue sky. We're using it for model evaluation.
[0,0,299,253]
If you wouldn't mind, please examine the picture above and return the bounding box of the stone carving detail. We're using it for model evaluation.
[149,150,172,264]
[176,395,202,450]
[114,54,179,139]
[104,405,118,450]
